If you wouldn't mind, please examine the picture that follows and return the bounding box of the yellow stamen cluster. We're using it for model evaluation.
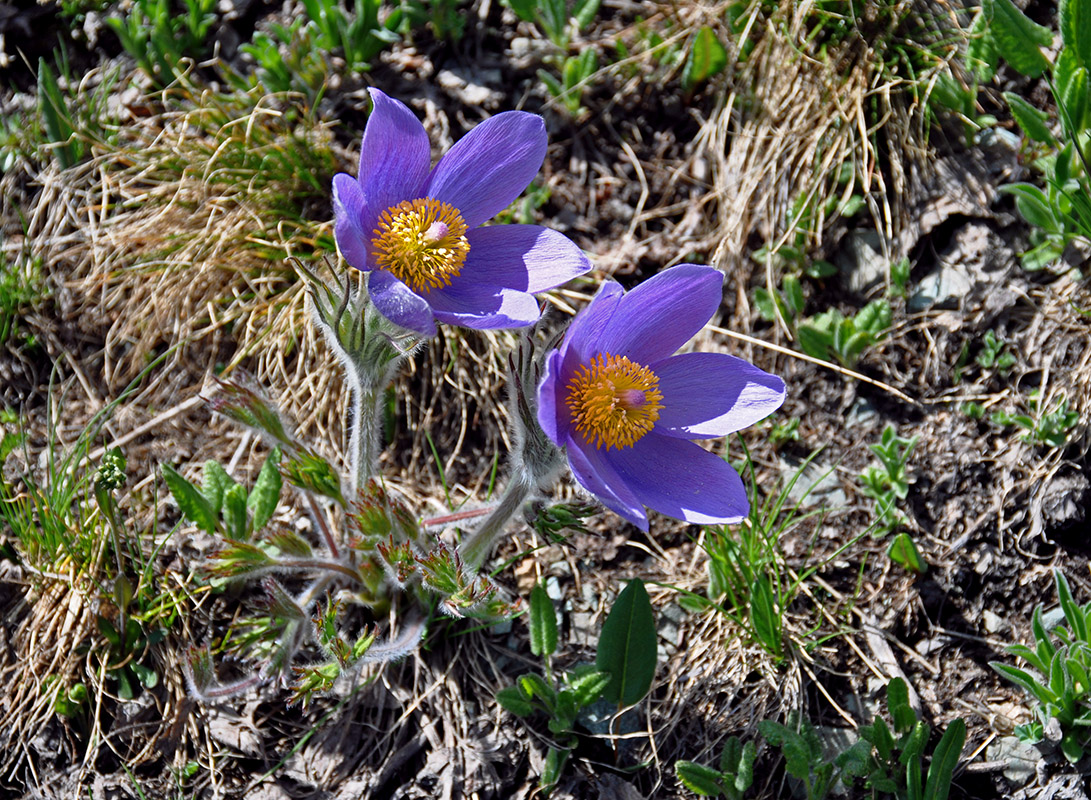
[566,353,664,451]
[371,198,470,294]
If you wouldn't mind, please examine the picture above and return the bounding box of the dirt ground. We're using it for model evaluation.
[2,0,1091,798]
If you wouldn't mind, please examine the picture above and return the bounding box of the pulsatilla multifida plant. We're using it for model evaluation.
[169,89,785,707]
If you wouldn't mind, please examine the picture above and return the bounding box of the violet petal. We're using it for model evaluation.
[429,285,541,329]
[426,112,547,228]
[333,174,371,271]
[597,265,724,364]
[606,434,749,525]
[463,225,591,293]
[567,438,649,530]
[652,352,787,438]
[358,89,431,231]
[368,271,437,336]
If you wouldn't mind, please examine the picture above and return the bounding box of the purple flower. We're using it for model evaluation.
[536,265,786,531]
[333,89,591,336]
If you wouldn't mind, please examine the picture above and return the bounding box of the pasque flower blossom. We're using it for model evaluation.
[536,265,786,531]
[333,89,591,336]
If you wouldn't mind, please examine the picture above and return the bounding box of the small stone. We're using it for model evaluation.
[983,609,1004,634]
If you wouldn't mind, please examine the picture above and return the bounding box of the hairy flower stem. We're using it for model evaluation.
[458,472,534,571]
[348,372,384,493]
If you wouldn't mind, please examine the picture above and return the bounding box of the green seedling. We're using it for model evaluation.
[798,299,892,368]
[497,579,656,795]
[975,329,1016,374]
[675,736,757,799]
[538,49,598,116]
[990,390,1078,448]
[992,569,1091,763]
[859,425,918,536]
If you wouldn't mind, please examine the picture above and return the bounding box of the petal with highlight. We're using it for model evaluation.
[429,285,541,330]
[597,265,724,364]
[358,89,431,223]
[606,435,749,525]
[537,349,569,446]
[368,271,437,336]
[652,353,787,438]
[464,225,591,293]
[426,112,547,228]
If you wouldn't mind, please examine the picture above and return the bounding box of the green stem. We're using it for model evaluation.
[458,472,534,571]
[348,371,383,494]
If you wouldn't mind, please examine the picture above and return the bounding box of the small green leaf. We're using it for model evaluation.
[985,0,1053,77]
[674,761,724,796]
[162,463,218,533]
[529,584,558,658]
[540,746,570,795]
[596,578,658,707]
[572,0,600,30]
[222,483,248,541]
[1060,0,1091,66]
[518,672,557,706]
[1061,67,1088,138]
[1001,183,1062,233]
[888,533,927,575]
[247,447,283,533]
[1004,92,1055,143]
[496,685,535,716]
[749,574,781,657]
[682,26,728,92]
[886,677,918,733]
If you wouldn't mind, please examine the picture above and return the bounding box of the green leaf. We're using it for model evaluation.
[162,463,218,533]
[518,672,557,706]
[1000,183,1062,233]
[222,483,248,541]
[201,460,235,515]
[923,719,966,800]
[674,761,724,796]
[985,0,1053,77]
[888,533,927,575]
[596,578,658,707]
[540,746,570,795]
[566,664,611,707]
[1060,0,1091,66]
[783,274,805,317]
[886,677,918,733]
[496,685,535,716]
[529,584,558,658]
[749,574,781,657]
[1004,92,1055,143]
[1061,67,1089,139]
[37,58,79,169]
[682,26,728,92]
[572,0,600,31]
[1020,238,1065,271]
[247,447,282,533]
[504,0,537,23]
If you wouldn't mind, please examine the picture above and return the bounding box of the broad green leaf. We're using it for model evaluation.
[966,10,1000,82]
[1060,0,1091,66]
[596,578,658,707]
[529,584,558,658]
[222,483,248,541]
[1000,183,1062,233]
[906,752,924,800]
[504,0,537,23]
[247,447,283,533]
[495,685,535,716]
[1020,238,1065,270]
[783,274,805,317]
[518,672,557,706]
[674,761,724,796]
[540,746,569,794]
[985,0,1053,77]
[162,463,218,533]
[923,718,966,800]
[201,460,235,515]
[682,26,728,92]
[1003,92,1055,143]
[567,667,611,707]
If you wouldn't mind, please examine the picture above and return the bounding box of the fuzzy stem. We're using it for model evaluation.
[347,371,383,494]
[458,472,534,571]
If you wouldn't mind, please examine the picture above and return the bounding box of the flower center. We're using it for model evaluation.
[565,353,664,451]
[371,198,470,294]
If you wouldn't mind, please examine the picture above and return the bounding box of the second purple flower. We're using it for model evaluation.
[536,265,787,531]
[333,89,591,336]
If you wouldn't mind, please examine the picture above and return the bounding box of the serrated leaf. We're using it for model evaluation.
[596,578,658,707]
[1004,92,1055,143]
[674,761,724,796]
[248,447,282,533]
[529,584,558,658]
[682,26,728,92]
[162,463,218,533]
[985,0,1053,77]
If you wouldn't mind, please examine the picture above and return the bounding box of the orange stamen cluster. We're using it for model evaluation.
[565,353,664,451]
[371,198,470,294]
